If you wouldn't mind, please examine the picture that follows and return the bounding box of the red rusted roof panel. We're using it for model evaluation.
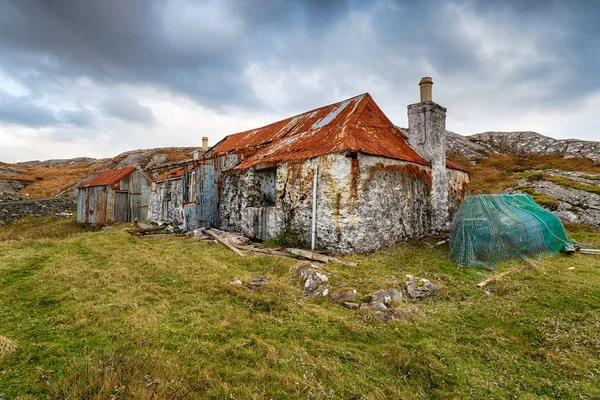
[80,166,137,188]
[446,159,469,172]
[155,166,184,182]
[227,93,428,169]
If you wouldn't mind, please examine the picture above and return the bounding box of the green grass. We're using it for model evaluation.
[1,218,600,399]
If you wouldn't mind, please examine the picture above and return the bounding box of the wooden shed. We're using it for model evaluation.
[77,166,152,224]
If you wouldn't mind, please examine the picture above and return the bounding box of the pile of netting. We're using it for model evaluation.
[450,194,575,266]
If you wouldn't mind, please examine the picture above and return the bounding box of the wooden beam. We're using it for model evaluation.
[580,248,600,255]
[287,248,357,267]
[206,229,246,257]
[476,266,522,288]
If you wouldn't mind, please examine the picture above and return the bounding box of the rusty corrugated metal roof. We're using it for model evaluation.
[446,159,468,172]
[155,166,184,182]
[208,93,428,170]
[80,166,137,188]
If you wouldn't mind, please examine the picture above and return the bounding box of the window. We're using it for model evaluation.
[257,168,277,206]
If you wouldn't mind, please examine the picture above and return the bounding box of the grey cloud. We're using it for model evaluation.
[102,96,156,125]
[58,108,96,127]
[0,93,58,127]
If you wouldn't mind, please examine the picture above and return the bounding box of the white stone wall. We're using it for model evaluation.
[448,169,470,221]
[219,153,439,254]
[149,178,183,224]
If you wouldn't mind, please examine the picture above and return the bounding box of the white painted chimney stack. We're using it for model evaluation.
[407,77,449,230]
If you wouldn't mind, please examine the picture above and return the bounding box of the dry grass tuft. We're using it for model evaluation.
[0,336,16,360]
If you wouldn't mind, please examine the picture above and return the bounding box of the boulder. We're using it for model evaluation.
[246,276,270,290]
[404,275,440,299]
[342,302,360,310]
[229,278,243,287]
[296,262,329,292]
[369,288,403,305]
[310,285,331,297]
[330,287,357,303]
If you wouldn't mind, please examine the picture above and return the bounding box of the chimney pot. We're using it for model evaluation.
[419,76,433,102]
[202,136,209,152]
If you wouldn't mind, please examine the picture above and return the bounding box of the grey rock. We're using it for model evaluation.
[330,287,357,303]
[392,307,413,316]
[375,311,393,322]
[362,302,388,312]
[342,302,360,309]
[310,285,331,297]
[404,275,440,299]
[296,262,329,292]
[229,278,243,287]
[246,276,270,290]
[369,288,403,305]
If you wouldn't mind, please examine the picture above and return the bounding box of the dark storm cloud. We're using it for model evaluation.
[0,0,598,143]
[0,0,352,109]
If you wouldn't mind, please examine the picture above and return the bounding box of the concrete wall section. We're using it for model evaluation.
[448,169,470,221]
[352,154,433,253]
[218,152,437,254]
[149,178,184,224]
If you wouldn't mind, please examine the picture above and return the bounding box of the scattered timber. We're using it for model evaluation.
[579,248,600,255]
[236,245,292,258]
[287,248,357,267]
[124,226,166,236]
[206,229,246,257]
[476,266,522,288]
[138,234,184,239]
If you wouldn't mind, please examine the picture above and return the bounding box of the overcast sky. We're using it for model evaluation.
[0,0,598,162]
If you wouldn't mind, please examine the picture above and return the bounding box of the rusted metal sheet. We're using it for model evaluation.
[446,159,468,172]
[77,186,108,224]
[79,166,137,188]
[155,166,184,182]
[113,191,129,222]
[195,153,239,228]
[76,168,152,224]
[206,93,427,171]
[182,202,197,231]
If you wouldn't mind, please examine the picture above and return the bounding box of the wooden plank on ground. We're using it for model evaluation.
[287,248,357,267]
[579,248,600,255]
[206,229,246,257]
[476,266,522,288]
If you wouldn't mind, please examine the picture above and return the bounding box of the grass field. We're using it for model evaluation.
[1,217,600,399]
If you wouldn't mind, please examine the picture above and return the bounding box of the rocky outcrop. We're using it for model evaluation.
[446,131,600,162]
[512,170,600,229]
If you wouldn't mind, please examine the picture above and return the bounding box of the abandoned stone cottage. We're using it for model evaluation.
[151,78,470,253]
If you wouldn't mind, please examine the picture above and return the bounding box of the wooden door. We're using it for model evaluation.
[114,191,130,222]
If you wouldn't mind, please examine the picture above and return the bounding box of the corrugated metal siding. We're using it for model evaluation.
[114,192,129,222]
[182,202,197,230]
[77,189,87,223]
[196,153,239,228]
[78,186,109,224]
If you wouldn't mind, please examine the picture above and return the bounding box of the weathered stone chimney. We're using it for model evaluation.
[202,136,209,152]
[407,77,449,229]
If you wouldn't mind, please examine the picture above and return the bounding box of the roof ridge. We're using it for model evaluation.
[225,93,369,140]
[341,93,371,151]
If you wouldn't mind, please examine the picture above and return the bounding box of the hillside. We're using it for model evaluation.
[0,147,200,200]
[446,131,600,229]
[1,130,599,229]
